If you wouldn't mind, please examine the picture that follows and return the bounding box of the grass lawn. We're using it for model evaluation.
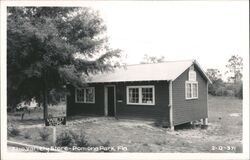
[7,95,242,153]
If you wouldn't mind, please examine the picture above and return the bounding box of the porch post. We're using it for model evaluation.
[169,81,174,131]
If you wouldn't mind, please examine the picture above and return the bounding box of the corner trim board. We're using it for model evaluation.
[169,81,174,130]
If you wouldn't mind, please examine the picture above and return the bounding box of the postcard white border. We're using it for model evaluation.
[1,1,249,160]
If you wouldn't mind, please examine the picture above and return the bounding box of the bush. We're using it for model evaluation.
[75,132,89,147]
[39,127,50,141]
[215,87,226,96]
[8,124,20,137]
[235,83,243,99]
[224,89,234,96]
[56,130,89,148]
[56,130,75,147]
[24,131,31,139]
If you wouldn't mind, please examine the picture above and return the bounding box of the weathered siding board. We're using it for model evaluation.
[67,84,105,116]
[115,81,170,125]
[172,66,208,126]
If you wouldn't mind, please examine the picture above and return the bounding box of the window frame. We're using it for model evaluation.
[126,85,155,105]
[75,87,95,104]
[185,81,198,100]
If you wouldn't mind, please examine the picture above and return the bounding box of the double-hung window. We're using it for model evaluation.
[185,81,198,99]
[127,86,155,105]
[75,87,95,103]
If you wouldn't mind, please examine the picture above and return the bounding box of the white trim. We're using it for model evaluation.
[185,81,198,100]
[75,87,95,103]
[193,60,212,84]
[168,81,174,130]
[126,85,155,105]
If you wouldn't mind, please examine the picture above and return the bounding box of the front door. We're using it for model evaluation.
[104,86,116,117]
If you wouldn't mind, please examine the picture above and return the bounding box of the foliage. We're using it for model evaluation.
[8,124,21,137]
[56,129,89,147]
[7,7,121,116]
[39,127,50,141]
[206,69,222,82]
[56,130,76,147]
[225,55,243,83]
[235,82,243,99]
[140,54,165,64]
[97,140,111,152]
[24,131,31,139]
[206,67,243,99]
[206,69,225,96]
[74,131,89,147]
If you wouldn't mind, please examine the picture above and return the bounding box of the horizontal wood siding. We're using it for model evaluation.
[172,67,208,126]
[67,84,104,116]
[116,81,169,125]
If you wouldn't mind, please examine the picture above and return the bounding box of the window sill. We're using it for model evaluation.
[75,101,95,104]
[185,97,198,100]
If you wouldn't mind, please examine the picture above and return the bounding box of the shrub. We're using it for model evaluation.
[98,140,111,152]
[56,130,75,147]
[8,124,20,137]
[215,87,226,96]
[39,127,50,141]
[56,129,89,148]
[102,140,110,147]
[75,132,89,147]
[24,131,31,139]
[235,83,243,99]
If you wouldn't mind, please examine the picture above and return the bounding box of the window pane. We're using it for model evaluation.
[193,83,198,98]
[142,87,153,104]
[86,88,95,103]
[129,88,139,103]
[186,83,192,98]
[76,89,84,102]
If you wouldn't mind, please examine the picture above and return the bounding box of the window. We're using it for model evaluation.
[75,87,95,103]
[85,88,95,103]
[128,88,139,103]
[127,86,155,105]
[76,89,85,103]
[185,81,198,99]
[142,88,153,104]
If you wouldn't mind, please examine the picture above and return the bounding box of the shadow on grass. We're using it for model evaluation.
[66,115,104,122]
[17,119,44,125]
[174,122,208,130]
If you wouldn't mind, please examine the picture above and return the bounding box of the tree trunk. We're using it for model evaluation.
[43,70,48,120]
[43,88,48,120]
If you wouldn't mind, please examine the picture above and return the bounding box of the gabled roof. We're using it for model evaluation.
[87,60,211,83]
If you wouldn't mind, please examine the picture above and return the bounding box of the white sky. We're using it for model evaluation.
[85,1,248,80]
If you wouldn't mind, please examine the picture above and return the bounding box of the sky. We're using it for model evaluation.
[85,1,248,80]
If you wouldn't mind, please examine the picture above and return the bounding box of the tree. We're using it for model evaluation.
[225,55,243,83]
[7,7,121,118]
[206,69,222,82]
[140,54,165,64]
[206,69,225,96]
